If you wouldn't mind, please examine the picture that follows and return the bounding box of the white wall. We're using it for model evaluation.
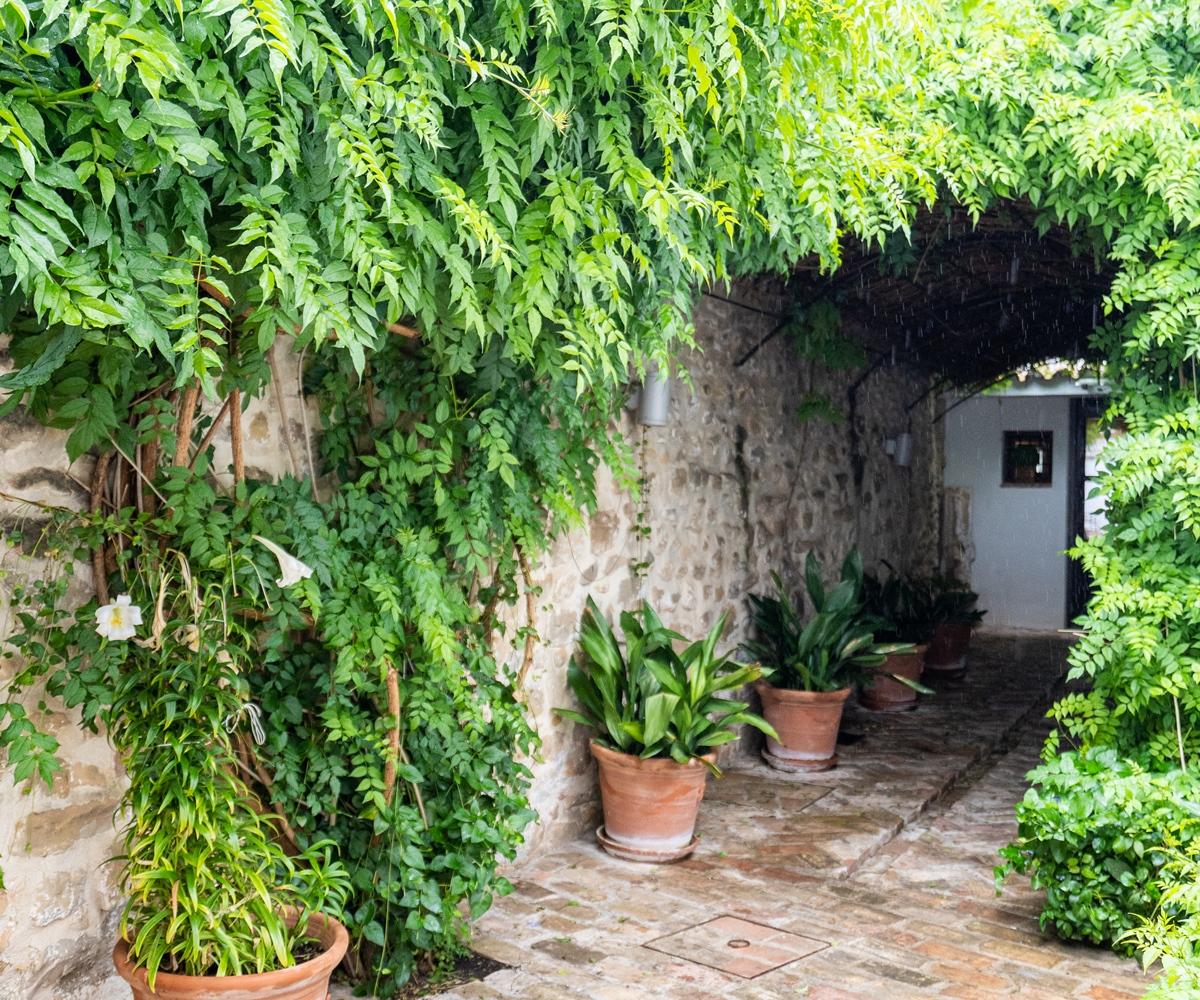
[943,395,1072,630]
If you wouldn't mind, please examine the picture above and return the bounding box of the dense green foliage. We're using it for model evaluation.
[0,0,916,988]
[903,3,1200,984]
[998,749,1200,948]
[556,597,773,768]
[4,0,1200,991]
[743,552,909,692]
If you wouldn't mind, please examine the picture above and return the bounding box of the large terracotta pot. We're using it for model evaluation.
[113,911,348,1000]
[860,645,927,713]
[591,741,713,863]
[926,622,972,673]
[755,681,851,773]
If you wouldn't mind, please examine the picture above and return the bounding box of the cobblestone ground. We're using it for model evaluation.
[429,633,1148,1000]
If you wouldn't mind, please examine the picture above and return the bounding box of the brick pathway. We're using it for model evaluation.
[430,633,1148,999]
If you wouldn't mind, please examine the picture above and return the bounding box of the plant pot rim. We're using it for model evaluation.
[589,740,715,770]
[112,910,348,993]
[754,680,852,702]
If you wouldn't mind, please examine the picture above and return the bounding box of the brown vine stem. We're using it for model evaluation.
[229,389,245,484]
[190,393,233,469]
[140,444,159,516]
[133,444,144,514]
[106,438,169,508]
[172,383,201,469]
[268,344,300,479]
[89,451,113,605]
[479,558,505,640]
[515,543,538,696]
[382,661,399,807]
[295,344,319,501]
[233,731,302,855]
[382,659,429,829]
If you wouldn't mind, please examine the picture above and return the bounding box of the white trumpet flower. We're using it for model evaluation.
[253,535,314,588]
[95,594,143,641]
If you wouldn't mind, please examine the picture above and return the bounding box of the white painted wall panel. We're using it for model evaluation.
[943,395,1072,630]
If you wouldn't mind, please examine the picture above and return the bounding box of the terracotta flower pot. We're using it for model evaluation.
[925,622,972,673]
[112,910,348,1000]
[860,645,927,713]
[755,681,851,772]
[590,741,713,863]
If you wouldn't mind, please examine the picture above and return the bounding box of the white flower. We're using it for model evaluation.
[253,535,314,588]
[95,594,143,641]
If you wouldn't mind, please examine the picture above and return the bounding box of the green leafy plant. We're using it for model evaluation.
[996,749,1200,948]
[0,3,922,977]
[928,577,985,627]
[1125,848,1200,999]
[862,570,934,645]
[555,597,775,770]
[1,509,349,985]
[743,552,913,692]
[862,569,985,643]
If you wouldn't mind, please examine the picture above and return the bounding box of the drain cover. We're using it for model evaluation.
[644,915,828,978]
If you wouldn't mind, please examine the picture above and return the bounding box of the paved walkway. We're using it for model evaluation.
[435,633,1148,999]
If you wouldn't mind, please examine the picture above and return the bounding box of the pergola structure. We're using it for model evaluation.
[791,203,1113,385]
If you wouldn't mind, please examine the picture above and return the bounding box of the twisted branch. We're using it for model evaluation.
[233,730,301,855]
[382,660,429,829]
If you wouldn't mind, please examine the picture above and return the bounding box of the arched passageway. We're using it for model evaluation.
[763,202,1117,633]
[392,208,1148,999]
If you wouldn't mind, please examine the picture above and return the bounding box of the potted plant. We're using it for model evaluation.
[860,570,938,712]
[554,598,774,863]
[743,550,912,771]
[1,513,351,1000]
[924,577,986,674]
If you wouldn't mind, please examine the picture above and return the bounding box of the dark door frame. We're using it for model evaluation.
[1066,395,1107,624]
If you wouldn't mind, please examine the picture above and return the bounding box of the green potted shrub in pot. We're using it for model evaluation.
[924,577,986,674]
[860,570,937,712]
[1,513,350,1000]
[744,551,911,772]
[554,598,774,863]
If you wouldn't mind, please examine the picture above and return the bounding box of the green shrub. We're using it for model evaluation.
[997,749,1200,947]
[1126,849,1200,999]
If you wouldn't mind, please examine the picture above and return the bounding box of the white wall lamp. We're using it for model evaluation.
[884,431,914,467]
[636,367,671,426]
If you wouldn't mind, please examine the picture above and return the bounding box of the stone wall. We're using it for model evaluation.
[0,291,942,990]
[498,284,943,854]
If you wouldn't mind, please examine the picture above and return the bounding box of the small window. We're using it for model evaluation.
[1003,431,1053,486]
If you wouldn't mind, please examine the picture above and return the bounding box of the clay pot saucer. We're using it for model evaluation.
[595,825,700,863]
[761,747,838,772]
